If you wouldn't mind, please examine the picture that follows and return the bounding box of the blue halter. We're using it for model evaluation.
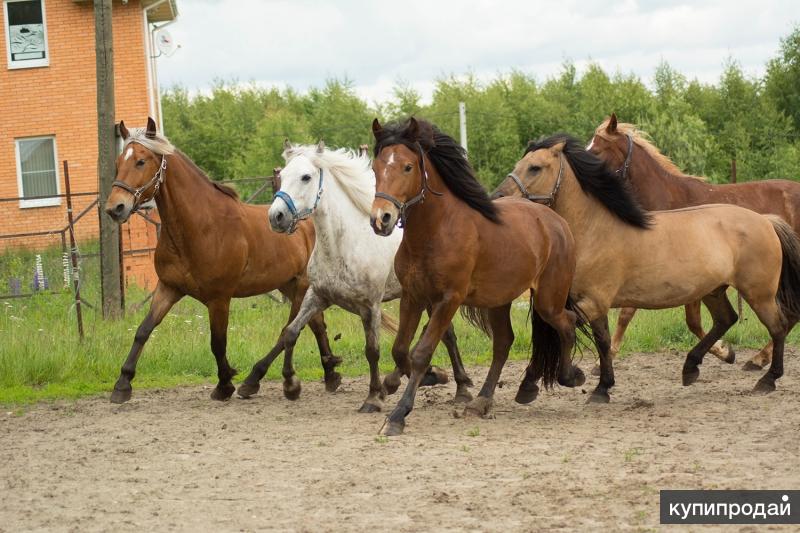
[272,167,324,234]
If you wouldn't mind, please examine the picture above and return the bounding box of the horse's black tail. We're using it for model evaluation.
[768,216,800,322]
[530,293,596,390]
[460,305,493,338]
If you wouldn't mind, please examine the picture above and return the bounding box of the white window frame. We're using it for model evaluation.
[15,135,60,208]
[4,0,49,70]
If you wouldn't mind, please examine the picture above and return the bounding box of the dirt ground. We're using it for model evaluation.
[1,349,799,532]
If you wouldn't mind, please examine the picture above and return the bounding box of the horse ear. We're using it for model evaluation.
[317,140,325,154]
[606,113,618,134]
[407,117,420,140]
[119,121,129,140]
[283,138,292,152]
[145,117,157,139]
[371,118,383,139]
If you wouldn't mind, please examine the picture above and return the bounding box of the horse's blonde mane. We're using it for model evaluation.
[124,128,176,155]
[598,119,706,181]
[284,145,374,215]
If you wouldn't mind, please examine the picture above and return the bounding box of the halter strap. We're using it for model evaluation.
[374,141,442,228]
[272,167,324,234]
[616,133,634,180]
[505,152,565,207]
[112,155,167,212]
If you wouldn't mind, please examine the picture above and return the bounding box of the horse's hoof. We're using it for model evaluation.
[463,396,493,418]
[743,361,764,372]
[358,400,382,413]
[110,387,132,404]
[682,367,700,386]
[211,383,235,401]
[454,386,473,404]
[587,390,610,404]
[324,371,342,393]
[283,376,302,401]
[379,418,405,436]
[558,367,585,388]
[515,384,539,405]
[420,366,449,387]
[383,373,401,395]
[591,364,602,377]
[752,378,776,395]
[723,347,736,364]
[237,381,260,399]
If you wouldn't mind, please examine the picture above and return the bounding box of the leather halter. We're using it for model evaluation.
[374,142,442,228]
[505,152,565,207]
[616,133,634,180]
[272,167,324,234]
[112,154,167,212]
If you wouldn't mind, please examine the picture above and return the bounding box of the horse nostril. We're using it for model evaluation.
[276,211,284,222]
[381,212,391,225]
[114,203,125,214]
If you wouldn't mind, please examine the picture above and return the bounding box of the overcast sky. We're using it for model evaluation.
[157,0,798,104]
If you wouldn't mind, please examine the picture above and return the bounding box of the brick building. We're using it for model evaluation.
[0,0,177,290]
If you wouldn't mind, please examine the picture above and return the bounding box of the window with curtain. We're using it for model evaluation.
[16,136,59,207]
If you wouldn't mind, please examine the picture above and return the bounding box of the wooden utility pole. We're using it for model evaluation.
[95,0,122,318]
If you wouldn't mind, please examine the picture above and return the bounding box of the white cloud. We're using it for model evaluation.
[157,0,799,103]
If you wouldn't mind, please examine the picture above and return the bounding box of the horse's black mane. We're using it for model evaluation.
[374,118,499,223]
[525,134,651,228]
[175,149,239,200]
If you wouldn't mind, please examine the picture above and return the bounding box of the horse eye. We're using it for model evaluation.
[136,159,146,167]
[529,165,542,173]
[301,174,312,182]
[404,164,413,172]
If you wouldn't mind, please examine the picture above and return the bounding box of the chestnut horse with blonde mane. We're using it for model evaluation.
[495,134,800,403]
[104,118,339,403]
[370,118,585,436]
[589,113,800,370]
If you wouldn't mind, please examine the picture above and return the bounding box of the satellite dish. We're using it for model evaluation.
[155,29,176,56]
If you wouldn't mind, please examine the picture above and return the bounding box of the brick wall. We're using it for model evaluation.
[0,0,161,289]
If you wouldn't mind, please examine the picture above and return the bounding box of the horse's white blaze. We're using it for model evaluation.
[124,147,134,161]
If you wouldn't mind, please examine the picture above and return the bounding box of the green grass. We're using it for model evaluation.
[2,244,798,405]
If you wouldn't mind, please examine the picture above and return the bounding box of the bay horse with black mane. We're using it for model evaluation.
[495,134,800,403]
[370,117,586,436]
[104,118,340,403]
[589,113,800,370]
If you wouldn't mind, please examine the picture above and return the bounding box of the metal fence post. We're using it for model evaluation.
[63,161,84,340]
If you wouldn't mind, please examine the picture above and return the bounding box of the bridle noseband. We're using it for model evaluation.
[505,152,565,207]
[272,167,324,234]
[616,133,634,181]
[112,154,167,212]
[374,142,442,228]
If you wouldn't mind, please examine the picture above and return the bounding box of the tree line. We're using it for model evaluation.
[161,26,800,195]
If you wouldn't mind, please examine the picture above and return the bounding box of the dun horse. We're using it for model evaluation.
[589,114,800,370]
[237,141,472,411]
[370,118,584,436]
[104,118,339,403]
[495,135,800,402]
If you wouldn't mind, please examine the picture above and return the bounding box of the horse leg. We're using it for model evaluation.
[463,304,513,418]
[111,282,183,403]
[380,295,459,436]
[358,305,386,413]
[278,288,330,401]
[237,283,311,398]
[382,296,424,396]
[308,312,343,391]
[418,318,450,387]
[743,341,774,371]
[588,316,614,403]
[685,299,735,364]
[441,323,474,403]
[682,289,738,386]
[595,307,636,377]
[207,298,238,401]
[747,299,793,394]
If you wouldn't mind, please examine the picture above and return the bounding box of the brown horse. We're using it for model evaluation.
[495,134,800,402]
[370,118,584,436]
[589,114,800,369]
[104,118,339,403]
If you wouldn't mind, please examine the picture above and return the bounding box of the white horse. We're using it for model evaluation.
[237,141,473,412]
